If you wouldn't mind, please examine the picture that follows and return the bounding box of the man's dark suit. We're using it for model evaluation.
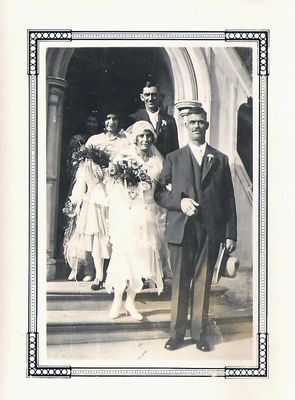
[128,108,179,158]
[154,143,237,343]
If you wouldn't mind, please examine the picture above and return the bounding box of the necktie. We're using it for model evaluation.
[150,114,158,130]
[195,148,203,166]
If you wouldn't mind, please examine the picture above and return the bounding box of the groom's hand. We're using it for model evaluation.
[181,198,199,217]
[225,239,236,254]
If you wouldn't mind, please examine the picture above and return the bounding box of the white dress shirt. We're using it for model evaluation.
[146,109,159,130]
[189,142,207,166]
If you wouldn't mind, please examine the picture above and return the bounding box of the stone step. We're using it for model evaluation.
[47,281,231,310]
[47,283,170,311]
[47,303,252,345]
[47,280,252,345]
[47,280,231,296]
[47,310,252,345]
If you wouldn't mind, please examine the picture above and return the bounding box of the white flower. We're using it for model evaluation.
[161,120,167,127]
[166,183,172,192]
[207,154,214,163]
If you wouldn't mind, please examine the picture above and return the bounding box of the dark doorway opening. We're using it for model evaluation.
[63,47,174,137]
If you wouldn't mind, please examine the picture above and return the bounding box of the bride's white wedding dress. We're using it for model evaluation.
[105,145,164,295]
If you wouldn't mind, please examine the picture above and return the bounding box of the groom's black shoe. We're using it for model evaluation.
[91,281,104,291]
[164,337,184,351]
[196,338,210,352]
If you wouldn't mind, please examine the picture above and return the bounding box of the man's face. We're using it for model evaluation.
[186,113,209,145]
[140,86,160,113]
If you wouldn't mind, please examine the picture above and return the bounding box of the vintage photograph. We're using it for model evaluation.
[28,31,266,377]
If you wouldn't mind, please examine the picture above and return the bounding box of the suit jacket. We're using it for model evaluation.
[128,108,179,158]
[154,144,237,245]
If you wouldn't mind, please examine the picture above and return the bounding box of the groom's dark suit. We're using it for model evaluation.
[154,143,237,343]
[128,108,179,158]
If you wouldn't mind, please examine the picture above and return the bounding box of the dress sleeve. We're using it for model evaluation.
[154,154,182,211]
[85,133,103,147]
[69,163,87,204]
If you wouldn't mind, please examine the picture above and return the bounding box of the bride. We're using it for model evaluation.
[105,121,164,320]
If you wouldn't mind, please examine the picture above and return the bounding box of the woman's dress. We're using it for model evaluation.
[64,130,127,275]
[104,145,164,294]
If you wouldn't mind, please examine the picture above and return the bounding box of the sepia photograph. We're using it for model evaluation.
[27,31,266,377]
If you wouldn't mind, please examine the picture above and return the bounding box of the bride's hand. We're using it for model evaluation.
[139,181,152,192]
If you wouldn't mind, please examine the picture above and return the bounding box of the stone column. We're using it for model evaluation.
[175,100,202,146]
[47,77,67,280]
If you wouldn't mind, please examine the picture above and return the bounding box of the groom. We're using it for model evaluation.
[154,107,237,351]
[127,79,179,158]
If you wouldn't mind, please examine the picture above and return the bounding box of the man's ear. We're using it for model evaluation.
[205,121,209,130]
[140,93,144,102]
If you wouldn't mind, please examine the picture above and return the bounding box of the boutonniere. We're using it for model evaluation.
[161,119,167,127]
[206,154,214,164]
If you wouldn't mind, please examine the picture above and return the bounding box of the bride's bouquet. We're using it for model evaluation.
[108,154,152,199]
[71,144,111,170]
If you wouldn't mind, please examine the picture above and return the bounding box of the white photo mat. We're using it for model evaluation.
[27,30,268,378]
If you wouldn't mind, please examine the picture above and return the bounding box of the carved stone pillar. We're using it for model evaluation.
[47,77,67,280]
[175,100,202,146]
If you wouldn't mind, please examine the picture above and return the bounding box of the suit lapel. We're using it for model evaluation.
[201,145,217,183]
[139,109,150,123]
[155,113,162,134]
[177,145,195,189]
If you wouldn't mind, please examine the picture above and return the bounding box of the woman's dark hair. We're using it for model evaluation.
[86,109,99,119]
[103,111,121,133]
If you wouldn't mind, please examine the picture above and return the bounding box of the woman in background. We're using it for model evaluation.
[64,112,127,286]
[68,110,100,154]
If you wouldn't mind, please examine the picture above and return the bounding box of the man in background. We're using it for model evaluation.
[128,79,179,158]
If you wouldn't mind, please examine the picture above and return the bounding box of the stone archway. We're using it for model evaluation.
[46,46,210,279]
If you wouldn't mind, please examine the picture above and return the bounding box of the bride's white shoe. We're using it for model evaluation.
[108,301,122,319]
[125,299,143,321]
[68,270,76,281]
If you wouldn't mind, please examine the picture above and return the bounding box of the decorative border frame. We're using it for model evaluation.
[27,30,269,378]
